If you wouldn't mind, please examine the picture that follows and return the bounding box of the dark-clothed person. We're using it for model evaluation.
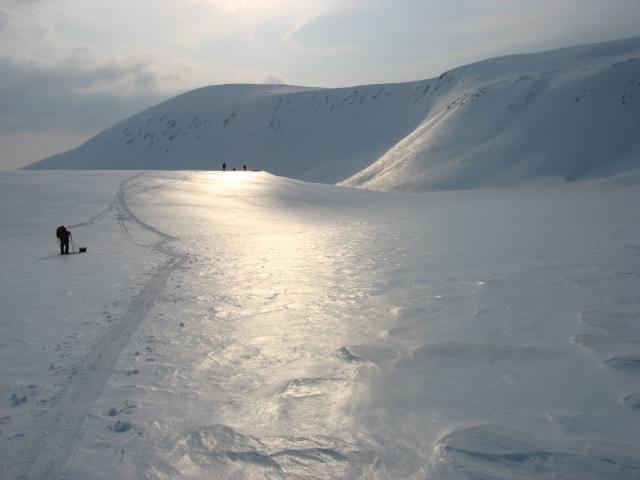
[56,226,71,255]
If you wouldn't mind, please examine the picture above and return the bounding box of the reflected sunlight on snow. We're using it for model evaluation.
[202,171,261,191]
[5,171,640,480]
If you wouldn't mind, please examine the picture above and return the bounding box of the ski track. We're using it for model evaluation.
[10,172,186,480]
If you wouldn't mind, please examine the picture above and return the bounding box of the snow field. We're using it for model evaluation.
[2,171,640,479]
[0,171,167,478]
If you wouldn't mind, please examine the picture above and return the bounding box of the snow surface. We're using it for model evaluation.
[2,171,640,479]
[24,37,640,192]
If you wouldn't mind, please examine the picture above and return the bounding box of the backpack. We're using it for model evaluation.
[56,225,66,238]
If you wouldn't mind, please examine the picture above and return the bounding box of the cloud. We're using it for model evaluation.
[0,56,169,134]
[258,72,288,85]
[0,128,90,169]
[187,0,328,17]
[174,34,200,48]
[185,0,353,54]
[282,11,358,57]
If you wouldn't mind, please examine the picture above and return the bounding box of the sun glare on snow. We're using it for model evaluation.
[202,170,261,190]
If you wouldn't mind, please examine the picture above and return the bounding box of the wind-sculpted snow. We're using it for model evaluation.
[151,424,368,480]
[621,392,640,409]
[432,424,640,479]
[2,171,640,479]
[25,36,640,192]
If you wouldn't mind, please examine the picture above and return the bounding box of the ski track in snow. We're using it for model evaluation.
[10,172,185,480]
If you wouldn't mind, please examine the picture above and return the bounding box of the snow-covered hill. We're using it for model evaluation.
[25,37,640,191]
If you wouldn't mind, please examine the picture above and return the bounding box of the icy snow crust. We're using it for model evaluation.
[25,36,640,191]
[2,171,640,479]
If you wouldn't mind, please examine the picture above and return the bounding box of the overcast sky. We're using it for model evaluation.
[1,0,639,169]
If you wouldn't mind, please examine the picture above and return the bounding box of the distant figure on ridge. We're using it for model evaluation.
[243,165,247,171]
[56,226,72,255]
[222,162,226,171]
[232,168,236,171]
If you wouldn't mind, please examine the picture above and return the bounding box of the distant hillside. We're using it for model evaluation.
[25,37,640,191]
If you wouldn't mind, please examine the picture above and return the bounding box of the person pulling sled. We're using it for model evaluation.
[56,226,71,255]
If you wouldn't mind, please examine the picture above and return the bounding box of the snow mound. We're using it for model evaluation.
[152,424,368,479]
[592,167,640,186]
[603,353,640,371]
[621,392,640,409]
[432,424,640,480]
[25,37,640,191]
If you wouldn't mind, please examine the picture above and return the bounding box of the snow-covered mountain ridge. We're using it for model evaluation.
[25,36,640,191]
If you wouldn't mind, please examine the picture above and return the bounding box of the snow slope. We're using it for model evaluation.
[343,36,640,191]
[2,171,640,479]
[24,37,640,191]
[24,83,428,185]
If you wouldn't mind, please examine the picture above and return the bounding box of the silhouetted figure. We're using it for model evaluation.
[56,226,71,255]
[222,162,226,171]
[232,168,236,171]
[243,165,247,171]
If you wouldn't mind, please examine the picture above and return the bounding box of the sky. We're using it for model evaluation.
[1,0,639,169]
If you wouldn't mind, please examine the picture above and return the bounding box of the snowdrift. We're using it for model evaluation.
[25,37,640,191]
